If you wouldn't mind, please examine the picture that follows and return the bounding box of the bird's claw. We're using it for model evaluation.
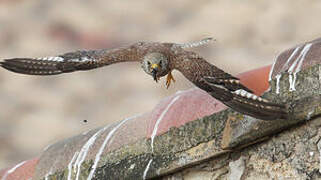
[166,71,175,89]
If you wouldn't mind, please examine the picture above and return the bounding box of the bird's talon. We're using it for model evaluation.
[166,71,175,89]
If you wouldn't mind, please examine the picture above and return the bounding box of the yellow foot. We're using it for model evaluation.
[166,71,176,89]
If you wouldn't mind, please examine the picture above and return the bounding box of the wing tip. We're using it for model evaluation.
[0,58,63,75]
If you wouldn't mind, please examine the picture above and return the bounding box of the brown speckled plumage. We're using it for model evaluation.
[0,39,287,120]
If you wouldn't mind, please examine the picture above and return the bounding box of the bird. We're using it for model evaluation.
[0,38,287,120]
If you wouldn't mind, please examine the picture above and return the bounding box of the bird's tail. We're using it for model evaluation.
[177,37,215,49]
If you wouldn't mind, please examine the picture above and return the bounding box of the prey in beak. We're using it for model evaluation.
[150,63,175,88]
[151,63,159,82]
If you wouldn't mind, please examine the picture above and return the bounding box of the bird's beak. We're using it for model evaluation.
[151,64,159,82]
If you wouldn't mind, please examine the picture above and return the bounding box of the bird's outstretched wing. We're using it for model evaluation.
[172,51,287,120]
[0,39,215,76]
[203,77,287,120]
[0,43,146,75]
[1,50,99,75]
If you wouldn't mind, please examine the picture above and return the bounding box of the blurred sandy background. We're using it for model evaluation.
[0,0,321,169]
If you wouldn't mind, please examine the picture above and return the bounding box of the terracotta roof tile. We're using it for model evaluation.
[0,158,38,180]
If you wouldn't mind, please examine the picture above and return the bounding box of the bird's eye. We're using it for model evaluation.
[147,61,151,65]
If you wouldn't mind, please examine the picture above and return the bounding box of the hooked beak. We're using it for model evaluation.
[151,64,159,82]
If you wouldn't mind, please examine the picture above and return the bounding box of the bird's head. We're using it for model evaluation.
[141,52,170,82]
